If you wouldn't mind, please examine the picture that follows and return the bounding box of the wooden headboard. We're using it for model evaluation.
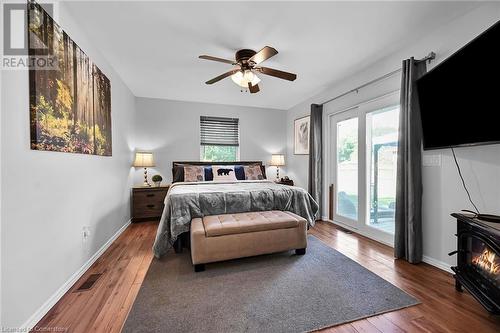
[172,161,265,183]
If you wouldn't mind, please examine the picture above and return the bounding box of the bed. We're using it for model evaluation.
[152,161,319,258]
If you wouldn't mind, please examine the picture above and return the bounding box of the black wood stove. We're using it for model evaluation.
[450,213,500,314]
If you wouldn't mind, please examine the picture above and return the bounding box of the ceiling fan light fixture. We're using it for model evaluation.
[200,46,296,93]
[231,70,260,88]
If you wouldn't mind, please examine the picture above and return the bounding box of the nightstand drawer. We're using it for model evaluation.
[133,203,163,218]
[133,190,167,205]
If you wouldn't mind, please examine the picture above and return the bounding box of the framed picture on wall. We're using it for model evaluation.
[294,115,310,155]
[28,3,112,156]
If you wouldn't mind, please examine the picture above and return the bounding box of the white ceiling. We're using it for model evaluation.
[65,1,477,110]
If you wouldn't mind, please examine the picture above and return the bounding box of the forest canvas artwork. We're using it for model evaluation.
[28,3,112,156]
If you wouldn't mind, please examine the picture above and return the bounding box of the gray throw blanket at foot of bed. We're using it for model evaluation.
[153,180,319,258]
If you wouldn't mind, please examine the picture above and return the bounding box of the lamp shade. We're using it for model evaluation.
[270,154,285,166]
[133,152,155,167]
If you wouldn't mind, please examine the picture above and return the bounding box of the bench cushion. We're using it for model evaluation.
[202,210,305,237]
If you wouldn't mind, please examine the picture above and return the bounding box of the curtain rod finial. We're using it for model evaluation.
[427,52,436,63]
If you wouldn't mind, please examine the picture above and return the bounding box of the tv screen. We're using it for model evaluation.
[417,21,500,150]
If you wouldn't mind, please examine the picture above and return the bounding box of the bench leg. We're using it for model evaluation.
[295,248,306,255]
[194,264,205,272]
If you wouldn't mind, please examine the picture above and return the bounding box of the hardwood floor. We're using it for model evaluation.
[35,221,158,333]
[35,221,500,332]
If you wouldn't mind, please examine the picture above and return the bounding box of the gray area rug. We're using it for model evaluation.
[124,236,419,333]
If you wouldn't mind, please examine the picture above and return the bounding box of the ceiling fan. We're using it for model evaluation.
[199,46,297,94]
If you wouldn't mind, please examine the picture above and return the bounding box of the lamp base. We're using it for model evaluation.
[143,167,151,187]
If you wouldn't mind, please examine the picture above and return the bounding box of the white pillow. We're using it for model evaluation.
[212,166,238,182]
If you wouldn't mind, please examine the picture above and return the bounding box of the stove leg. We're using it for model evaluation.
[455,278,463,292]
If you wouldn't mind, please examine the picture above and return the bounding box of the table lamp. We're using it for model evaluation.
[270,154,285,180]
[133,152,155,187]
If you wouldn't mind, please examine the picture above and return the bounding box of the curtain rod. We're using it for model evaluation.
[319,52,436,106]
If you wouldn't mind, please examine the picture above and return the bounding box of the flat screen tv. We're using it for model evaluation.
[417,21,500,150]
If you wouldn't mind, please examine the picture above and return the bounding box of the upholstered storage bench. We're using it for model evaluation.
[190,210,307,272]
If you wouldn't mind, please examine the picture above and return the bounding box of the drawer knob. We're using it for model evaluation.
[147,204,155,208]
[146,194,155,197]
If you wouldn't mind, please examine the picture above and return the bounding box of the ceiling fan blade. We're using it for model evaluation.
[248,82,260,94]
[256,66,297,81]
[199,55,236,65]
[249,46,278,65]
[205,69,239,85]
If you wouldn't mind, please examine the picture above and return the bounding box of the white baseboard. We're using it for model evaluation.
[422,255,453,274]
[21,219,132,330]
[319,216,453,274]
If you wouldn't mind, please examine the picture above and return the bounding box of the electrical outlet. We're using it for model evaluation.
[423,154,441,167]
[82,226,91,243]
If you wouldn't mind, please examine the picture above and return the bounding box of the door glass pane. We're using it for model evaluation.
[336,117,358,220]
[366,106,399,234]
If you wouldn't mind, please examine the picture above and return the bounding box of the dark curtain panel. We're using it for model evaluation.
[308,104,323,219]
[395,58,427,263]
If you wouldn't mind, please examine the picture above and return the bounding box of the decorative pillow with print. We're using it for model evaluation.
[184,165,205,182]
[244,165,264,180]
[212,166,238,182]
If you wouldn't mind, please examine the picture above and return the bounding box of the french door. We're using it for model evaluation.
[329,93,400,245]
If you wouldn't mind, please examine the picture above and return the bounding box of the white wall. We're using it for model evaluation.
[0,24,3,327]
[133,98,287,184]
[286,2,500,270]
[1,2,136,328]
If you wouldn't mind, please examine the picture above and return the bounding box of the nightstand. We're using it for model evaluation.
[131,185,170,222]
[275,178,294,186]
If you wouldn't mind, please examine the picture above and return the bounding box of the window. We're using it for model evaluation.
[336,117,359,220]
[366,106,399,234]
[200,116,240,162]
[201,145,239,162]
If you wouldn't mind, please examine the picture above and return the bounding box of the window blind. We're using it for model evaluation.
[200,116,240,146]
